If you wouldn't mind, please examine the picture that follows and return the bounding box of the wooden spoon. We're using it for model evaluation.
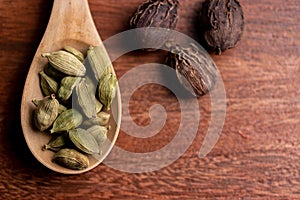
[20,0,121,174]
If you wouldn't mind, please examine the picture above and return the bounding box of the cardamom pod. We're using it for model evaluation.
[39,71,58,96]
[87,125,108,145]
[87,46,113,81]
[53,148,89,170]
[81,118,100,128]
[32,99,40,107]
[129,0,179,51]
[32,99,67,115]
[50,109,83,134]
[85,77,103,113]
[199,0,244,54]
[63,46,84,62]
[74,79,96,118]
[43,133,69,152]
[97,73,117,110]
[81,117,109,128]
[167,43,217,96]
[33,94,59,131]
[42,50,86,77]
[44,64,66,81]
[95,99,103,114]
[58,76,82,102]
[58,104,67,114]
[96,112,110,126]
[86,76,97,95]
[69,128,100,154]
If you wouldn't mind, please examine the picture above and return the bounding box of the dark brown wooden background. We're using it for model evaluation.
[1,0,300,199]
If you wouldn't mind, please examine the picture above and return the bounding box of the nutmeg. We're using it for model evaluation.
[167,43,217,96]
[199,0,244,54]
[130,0,179,51]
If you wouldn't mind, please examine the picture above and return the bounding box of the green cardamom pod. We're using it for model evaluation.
[33,94,59,131]
[87,46,113,81]
[32,99,41,107]
[96,112,110,126]
[39,71,58,96]
[69,128,100,154]
[44,64,66,81]
[95,99,103,114]
[81,117,105,128]
[74,79,96,118]
[87,125,108,145]
[50,109,83,134]
[42,50,86,77]
[32,98,67,115]
[81,118,99,128]
[85,76,97,95]
[86,76,103,113]
[43,133,69,152]
[58,104,67,114]
[53,148,89,170]
[58,76,82,102]
[63,46,85,62]
[98,73,117,110]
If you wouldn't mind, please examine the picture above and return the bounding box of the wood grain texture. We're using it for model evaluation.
[0,0,300,199]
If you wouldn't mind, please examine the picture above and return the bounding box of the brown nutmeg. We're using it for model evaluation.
[199,0,244,54]
[167,43,217,97]
[130,0,179,51]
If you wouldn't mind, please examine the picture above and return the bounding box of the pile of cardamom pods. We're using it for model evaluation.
[32,46,117,170]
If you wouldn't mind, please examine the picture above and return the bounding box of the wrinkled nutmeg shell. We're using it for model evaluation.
[130,0,179,51]
[199,0,244,54]
[167,43,217,97]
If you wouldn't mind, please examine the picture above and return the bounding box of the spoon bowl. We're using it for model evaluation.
[20,0,121,174]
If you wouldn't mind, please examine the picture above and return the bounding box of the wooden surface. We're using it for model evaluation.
[0,0,299,199]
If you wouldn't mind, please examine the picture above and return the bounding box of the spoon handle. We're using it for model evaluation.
[42,0,101,47]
